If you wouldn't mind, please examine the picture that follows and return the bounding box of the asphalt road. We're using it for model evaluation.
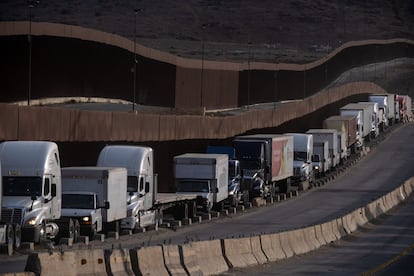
[1,123,413,273]
[227,193,414,275]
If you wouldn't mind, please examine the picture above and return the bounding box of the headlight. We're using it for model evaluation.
[27,217,37,226]
[314,165,320,170]
[82,216,90,222]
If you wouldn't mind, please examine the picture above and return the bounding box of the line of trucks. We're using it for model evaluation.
[0,93,412,254]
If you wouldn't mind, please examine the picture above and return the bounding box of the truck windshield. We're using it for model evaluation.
[234,142,261,169]
[176,180,210,193]
[62,194,95,209]
[2,176,42,196]
[294,151,308,161]
[127,176,138,192]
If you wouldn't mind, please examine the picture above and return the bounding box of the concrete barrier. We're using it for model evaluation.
[250,236,268,264]
[162,244,187,276]
[403,177,413,196]
[341,213,355,234]
[352,208,368,228]
[182,239,228,275]
[287,228,311,255]
[1,273,35,276]
[334,218,347,239]
[320,220,337,244]
[25,249,107,276]
[105,248,134,276]
[278,231,294,258]
[303,226,321,251]
[132,246,169,276]
[179,244,202,276]
[223,237,259,268]
[260,233,286,262]
[314,224,328,246]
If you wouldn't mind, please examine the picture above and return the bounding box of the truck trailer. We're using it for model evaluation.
[174,153,229,213]
[306,129,339,169]
[323,115,358,155]
[233,134,294,195]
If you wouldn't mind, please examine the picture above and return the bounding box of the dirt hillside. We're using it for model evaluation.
[1,0,413,63]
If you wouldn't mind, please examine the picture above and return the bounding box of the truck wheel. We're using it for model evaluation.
[13,224,21,249]
[6,224,14,256]
[73,220,80,243]
[38,222,47,243]
[67,219,75,241]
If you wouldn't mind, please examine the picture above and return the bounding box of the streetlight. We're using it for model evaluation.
[200,24,207,108]
[247,41,252,107]
[132,8,141,112]
[27,0,40,106]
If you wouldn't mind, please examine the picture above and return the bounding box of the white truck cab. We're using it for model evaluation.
[97,145,156,229]
[0,141,61,243]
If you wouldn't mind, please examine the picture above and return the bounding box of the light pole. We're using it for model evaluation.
[27,0,39,106]
[247,41,252,107]
[132,8,140,112]
[200,24,206,108]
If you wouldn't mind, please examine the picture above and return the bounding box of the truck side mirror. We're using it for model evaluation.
[214,187,219,193]
[264,165,270,174]
[51,184,57,197]
[104,201,110,209]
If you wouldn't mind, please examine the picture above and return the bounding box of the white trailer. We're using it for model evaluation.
[306,129,339,169]
[358,102,380,138]
[59,167,127,237]
[340,103,373,143]
[0,141,72,244]
[174,153,229,212]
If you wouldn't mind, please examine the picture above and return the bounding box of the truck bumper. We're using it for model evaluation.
[121,217,137,230]
[21,225,41,243]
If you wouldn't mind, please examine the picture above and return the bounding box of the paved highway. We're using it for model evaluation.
[228,193,414,275]
[0,123,413,273]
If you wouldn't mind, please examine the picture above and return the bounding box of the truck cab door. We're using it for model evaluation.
[45,175,59,219]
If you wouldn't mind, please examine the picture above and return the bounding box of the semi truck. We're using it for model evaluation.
[340,103,372,146]
[306,129,339,169]
[206,146,243,207]
[0,141,72,244]
[312,141,330,178]
[174,153,229,213]
[97,145,200,229]
[369,94,395,128]
[396,94,413,123]
[358,102,380,138]
[59,167,127,238]
[233,134,294,195]
[323,115,358,155]
[284,133,314,189]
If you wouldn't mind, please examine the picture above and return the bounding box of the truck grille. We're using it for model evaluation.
[293,167,301,176]
[1,208,24,224]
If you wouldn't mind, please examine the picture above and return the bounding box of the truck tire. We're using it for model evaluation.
[6,224,14,256]
[13,224,21,249]
[73,220,80,243]
[37,222,47,243]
